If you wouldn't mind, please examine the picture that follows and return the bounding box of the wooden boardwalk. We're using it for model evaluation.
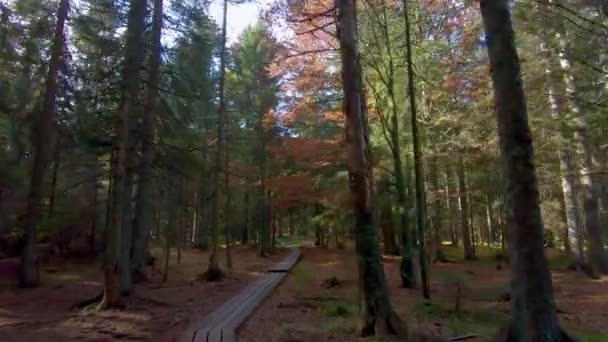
[179,249,301,342]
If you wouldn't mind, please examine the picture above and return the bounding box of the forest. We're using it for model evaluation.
[0,0,606,341]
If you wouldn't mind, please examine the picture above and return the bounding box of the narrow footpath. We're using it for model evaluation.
[179,249,301,342]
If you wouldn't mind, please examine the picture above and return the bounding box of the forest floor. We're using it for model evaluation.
[0,244,287,341]
[239,245,608,342]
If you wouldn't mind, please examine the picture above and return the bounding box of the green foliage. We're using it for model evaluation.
[291,264,313,284]
[409,299,507,339]
[322,301,355,318]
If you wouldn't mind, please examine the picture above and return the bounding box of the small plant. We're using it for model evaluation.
[438,271,466,315]
[292,264,314,283]
[322,301,354,317]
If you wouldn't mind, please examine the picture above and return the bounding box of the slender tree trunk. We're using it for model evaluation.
[403,0,429,299]
[336,0,405,336]
[132,0,162,280]
[90,167,99,255]
[554,18,608,274]
[99,0,147,309]
[378,191,398,255]
[457,152,474,260]
[242,190,249,244]
[207,0,228,279]
[47,136,61,219]
[479,1,572,339]
[542,43,585,269]
[429,154,446,262]
[224,132,232,268]
[19,0,69,287]
[445,167,458,247]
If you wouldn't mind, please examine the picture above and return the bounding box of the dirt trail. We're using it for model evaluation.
[0,245,287,342]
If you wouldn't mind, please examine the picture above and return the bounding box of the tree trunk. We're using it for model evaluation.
[47,136,61,219]
[429,154,446,262]
[445,167,458,247]
[542,42,585,269]
[403,0,429,299]
[554,19,608,274]
[19,0,69,288]
[132,0,162,280]
[207,0,228,279]
[457,152,474,260]
[479,0,572,339]
[378,191,398,255]
[242,190,249,244]
[336,0,405,336]
[99,0,147,310]
[224,132,232,268]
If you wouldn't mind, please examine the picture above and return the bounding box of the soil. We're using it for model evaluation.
[0,245,287,341]
[238,247,608,342]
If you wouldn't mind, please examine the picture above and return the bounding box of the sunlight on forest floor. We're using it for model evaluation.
[239,246,608,342]
[0,245,287,341]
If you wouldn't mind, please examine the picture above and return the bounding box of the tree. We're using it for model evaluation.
[19,0,69,287]
[336,0,405,336]
[402,0,429,299]
[132,0,163,281]
[98,0,147,309]
[479,0,572,339]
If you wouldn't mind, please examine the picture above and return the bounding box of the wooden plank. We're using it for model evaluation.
[180,248,301,342]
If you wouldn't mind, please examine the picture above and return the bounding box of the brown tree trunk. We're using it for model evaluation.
[554,16,608,274]
[336,0,405,337]
[207,0,228,279]
[457,152,474,260]
[429,154,446,262]
[132,0,162,279]
[19,0,69,288]
[479,0,572,339]
[99,0,147,309]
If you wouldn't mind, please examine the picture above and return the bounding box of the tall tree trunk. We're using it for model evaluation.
[132,0,163,280]
[403,0,429,299]
[479,1,572,339]
[457,152,474,260]
[242,190,249,244]
[47,136,61,219]
[429,154,446,262]
[542,43,585,269]
[207,0,228,279]
[224,131,232,268]
[445,167,458,247]
[554,17,608,274]
[99,0,147,309]
[336,0,405,336]
[19,0,69,288]
[378,191,398,255]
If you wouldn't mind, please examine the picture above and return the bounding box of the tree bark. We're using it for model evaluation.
[19,0,69,288]
[554,16,608,274]
[479,0,572,339]
[132,0,163,280]
[336,0,406,336]
[429,154,446,262]
[99,0,147,309]
[403,0,429,299]
[457,152,474,260]
[207,0,228,279]
[542,48,585,269]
